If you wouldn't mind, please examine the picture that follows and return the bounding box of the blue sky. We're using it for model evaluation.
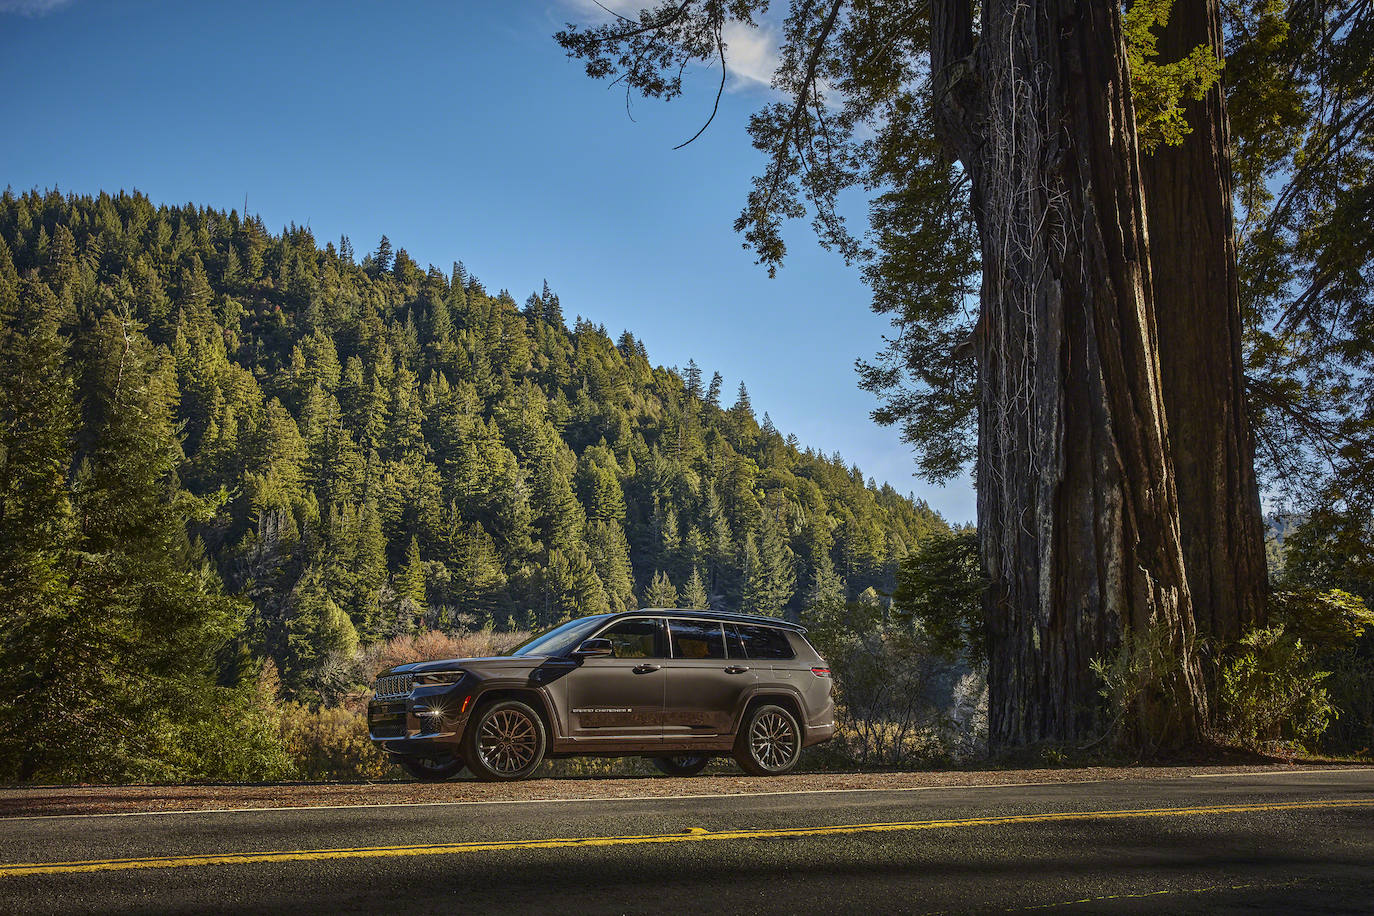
[0,0,975,522]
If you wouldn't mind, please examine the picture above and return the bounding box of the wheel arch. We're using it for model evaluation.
[736,690,804,733]
[468,686,558,742]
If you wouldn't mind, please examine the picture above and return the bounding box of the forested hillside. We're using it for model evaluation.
[0,188,947,724]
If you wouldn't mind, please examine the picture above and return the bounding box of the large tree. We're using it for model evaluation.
[558,0,1228,747]
[1137,0,1269,644]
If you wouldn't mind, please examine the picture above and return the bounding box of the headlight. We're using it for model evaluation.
[414,670,465,686]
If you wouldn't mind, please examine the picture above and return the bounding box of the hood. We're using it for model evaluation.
[386,655,546,675]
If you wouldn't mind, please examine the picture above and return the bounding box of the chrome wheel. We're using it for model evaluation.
[477,708,539,776]
[750,711,798,769]
[734,704,801,775]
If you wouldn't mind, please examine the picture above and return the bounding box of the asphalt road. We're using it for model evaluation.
[2,769,1371,914]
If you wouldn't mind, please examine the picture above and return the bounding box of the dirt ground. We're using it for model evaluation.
[4,762,1368,818]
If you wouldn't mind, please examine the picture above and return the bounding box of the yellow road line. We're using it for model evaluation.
[3,798,1370,878]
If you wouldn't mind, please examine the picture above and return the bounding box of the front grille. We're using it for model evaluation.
[374,673,414,699]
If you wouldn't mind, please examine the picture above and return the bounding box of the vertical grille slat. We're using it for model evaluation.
[373,673,414,699]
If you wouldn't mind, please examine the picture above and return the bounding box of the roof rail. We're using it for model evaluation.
[632,607,807,633]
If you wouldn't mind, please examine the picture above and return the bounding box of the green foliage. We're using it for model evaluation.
[1123,0,1225,152]
[643,569,678,608]
[1274,521,1374,752]
[892,531,985,666]
[1225,0,1374,509]
[1272,588,1374,649]
[0,293,267,781]
[681,566,710,609]
[1215,625,1335,751]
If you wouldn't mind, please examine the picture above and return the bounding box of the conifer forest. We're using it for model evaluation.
[0,190,952,781]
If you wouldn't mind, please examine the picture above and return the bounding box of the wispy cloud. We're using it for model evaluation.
[0,0,75,15]
[559,0,779,92]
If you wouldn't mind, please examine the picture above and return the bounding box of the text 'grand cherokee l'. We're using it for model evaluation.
[368,609,836,780]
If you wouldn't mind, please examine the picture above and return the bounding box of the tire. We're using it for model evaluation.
[650,755,710,777]
[463,699,547,781]
[733,704,802,776]
[397,753,465,782]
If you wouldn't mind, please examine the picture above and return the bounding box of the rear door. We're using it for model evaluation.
[663,618,756,736]
[563,616,667,740]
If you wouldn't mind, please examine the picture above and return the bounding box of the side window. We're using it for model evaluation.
[598,618,666,659]
[669,619,726,659]
[734,624,796,660]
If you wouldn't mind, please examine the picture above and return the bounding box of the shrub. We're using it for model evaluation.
[804,599,981,767]
[1089,619,1203,752]
[1215,625,1335,752]
[279,702,396,780]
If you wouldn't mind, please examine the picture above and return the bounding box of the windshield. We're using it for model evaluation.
[509,615,611,657]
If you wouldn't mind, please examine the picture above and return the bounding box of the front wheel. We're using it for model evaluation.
[397,754,465,782]
[733,704,802,776]
[463,699,547,781]
[650,755,710,777]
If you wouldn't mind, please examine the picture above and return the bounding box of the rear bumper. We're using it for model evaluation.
[803,720,836,747]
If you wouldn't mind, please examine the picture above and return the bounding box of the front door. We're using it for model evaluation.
[663,618,755,736]
[564,617,667,741]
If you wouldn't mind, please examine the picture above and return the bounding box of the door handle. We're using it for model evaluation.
[724,665,750,674]
[632,663,661,674]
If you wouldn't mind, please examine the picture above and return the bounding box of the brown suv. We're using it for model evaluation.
[368,609,835,781]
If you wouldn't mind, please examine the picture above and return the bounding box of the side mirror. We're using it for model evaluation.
[573,638,614,658]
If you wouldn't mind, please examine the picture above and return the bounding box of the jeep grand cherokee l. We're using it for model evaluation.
[368,609,835,781]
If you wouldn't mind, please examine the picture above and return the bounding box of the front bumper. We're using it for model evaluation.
[367,684,473,755]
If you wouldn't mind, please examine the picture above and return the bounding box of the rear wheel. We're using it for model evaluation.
[733,704,801,776]
[463,699,547,781]
[650,755,710,777]
[396,754,465,782]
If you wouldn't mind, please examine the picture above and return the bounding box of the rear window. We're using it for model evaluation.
[726,624,796,660]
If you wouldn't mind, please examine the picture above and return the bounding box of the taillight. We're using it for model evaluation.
[811,666,831,677]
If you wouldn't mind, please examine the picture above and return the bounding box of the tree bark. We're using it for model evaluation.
[1139,0,1268,645]
[932,0,1209,749]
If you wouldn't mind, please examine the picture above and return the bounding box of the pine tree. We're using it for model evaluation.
[644,570,679,608]
[452,522,508,626]
[681,567,710,610]
[283,566,359,692]
[685,359,703,401]
[798,514,845,607]
[586,520,635,612]
[42,309,244,780]
[398,535,426,609]
[742,514,796,618]
[0,281,79,779]
[705,371,723,411]
[374,235,393,275]
[733,381,753,418]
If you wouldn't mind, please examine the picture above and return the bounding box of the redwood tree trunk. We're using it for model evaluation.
[932,0,1209,749]
[1139,0,1268,645]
